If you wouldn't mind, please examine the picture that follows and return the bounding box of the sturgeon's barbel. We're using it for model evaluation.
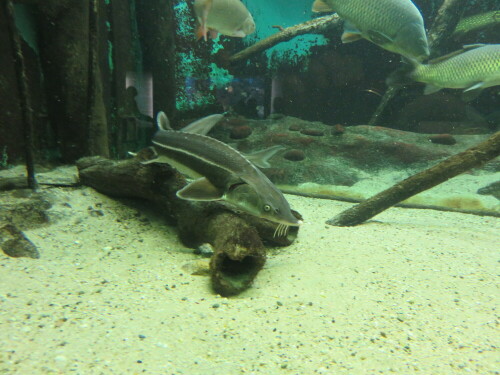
[148,112,301,234]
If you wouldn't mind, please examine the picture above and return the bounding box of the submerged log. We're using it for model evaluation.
[77,151,300,296]
[427,0,467,54]
[327,131,500,226]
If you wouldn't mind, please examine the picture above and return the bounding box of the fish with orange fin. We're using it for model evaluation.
[194,0,255,41]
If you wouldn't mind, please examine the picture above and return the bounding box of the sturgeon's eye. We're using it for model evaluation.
[263,204,271,212]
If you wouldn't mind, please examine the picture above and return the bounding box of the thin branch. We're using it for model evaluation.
[229,14,340,64]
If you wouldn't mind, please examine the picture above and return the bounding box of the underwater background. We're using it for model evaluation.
[0,0,499,374]
[1,0,499,214]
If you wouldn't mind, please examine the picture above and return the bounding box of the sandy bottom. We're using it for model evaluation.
[0,187,498,374]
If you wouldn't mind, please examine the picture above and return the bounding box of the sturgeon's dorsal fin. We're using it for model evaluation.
[245,145,285,168]
[156,111,223,135]
[180,114,224,135]
[156,111,171,130]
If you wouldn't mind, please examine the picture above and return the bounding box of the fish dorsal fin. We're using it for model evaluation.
[462,43,487,50]
[176,177,224,201]
[180,114,224,135]
[156,111,171,130]
[428,44,485,64]
[312,0,334,13]
[245,145,285,168]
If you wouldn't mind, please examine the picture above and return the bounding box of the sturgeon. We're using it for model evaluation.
[148,112,301,236]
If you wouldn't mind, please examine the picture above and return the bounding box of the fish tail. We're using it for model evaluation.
[386,60,418,88]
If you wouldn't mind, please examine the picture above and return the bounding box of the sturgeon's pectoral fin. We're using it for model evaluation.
[423,84,442,95]
[312,0,334,12]
[141,155,171,165]
[176,177,224,201]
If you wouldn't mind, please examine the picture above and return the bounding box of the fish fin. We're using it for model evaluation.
[464,82,485,92]
[341,21,362,43]
[461,83,484,102]
[176,177,224,201]
[245,146,285,168]
[180,114,224,135]
[209,29,219,39]
[156,111,171,130]
[195,0,213,41]
[423,84,442,95]
[230,29,246,38]
[141,154,172,165]
[428,44,485,64]
[312,0,334,13]
[462,43,487,50]
[385,63,415,88]
[196,25,206,41]
[366,30,393,46]
[341,32,363,43]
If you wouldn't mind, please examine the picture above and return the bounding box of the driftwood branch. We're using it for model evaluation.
[281,189,500,218]
[77,151,300,296]
[4,0,37,189]
[327,131,500,226]
[428,0,467,53]
[229,14,340,64]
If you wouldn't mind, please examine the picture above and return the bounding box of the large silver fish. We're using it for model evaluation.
[147,112,301,235]
[389,44,500,98]
[312,0,430,62]
[194,0,255,41]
